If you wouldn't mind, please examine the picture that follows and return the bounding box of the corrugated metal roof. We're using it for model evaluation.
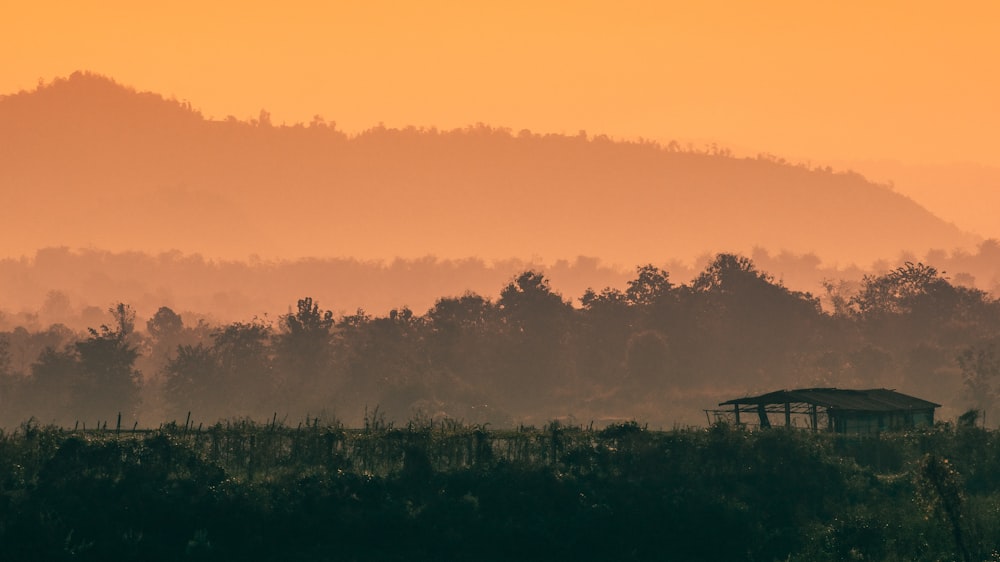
[719,388,940,411]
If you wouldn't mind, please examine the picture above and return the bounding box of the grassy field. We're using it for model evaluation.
[1,417,999,561]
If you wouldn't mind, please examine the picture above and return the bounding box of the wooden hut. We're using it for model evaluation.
[713,388,940,433]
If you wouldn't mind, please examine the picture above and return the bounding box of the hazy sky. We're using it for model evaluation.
[4,1,998,168]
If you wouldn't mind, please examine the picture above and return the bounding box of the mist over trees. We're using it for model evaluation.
[2,72,999,430]
[3,241,999,334]
[2,254,998,429]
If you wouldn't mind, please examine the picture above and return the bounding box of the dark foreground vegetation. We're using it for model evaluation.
[1,419,999,561]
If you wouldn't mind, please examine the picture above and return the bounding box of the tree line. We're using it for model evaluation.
[1,253,998,428]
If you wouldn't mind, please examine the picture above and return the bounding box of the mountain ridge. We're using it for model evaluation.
[0,71,979,266]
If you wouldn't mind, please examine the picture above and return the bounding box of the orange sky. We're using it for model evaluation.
[3,1,999,230]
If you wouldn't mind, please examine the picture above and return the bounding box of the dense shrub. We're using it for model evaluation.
[1,421,999,560]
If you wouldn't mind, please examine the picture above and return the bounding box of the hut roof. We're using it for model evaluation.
[719,388,940,412]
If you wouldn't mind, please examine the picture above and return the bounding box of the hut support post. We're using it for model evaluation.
[810,404,818,432]
[784,403,791,427]
[733,404,741,426]
[757,404,771,428]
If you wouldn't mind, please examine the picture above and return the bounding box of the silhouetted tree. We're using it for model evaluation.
[143,306,185,374]
[851,262,946,317]
[693,253,775,294]
[852,262,995,349]
[578,286,631,387]
[72,304,141,423]
[3,324,76,376]
[29,346,80,424]
[162,343,219,420]
[147,306,183,341]
[211,320,273,417]
[580,286,627,311]
[0,334,9,379]
[687,254,822,387]
[496,271,574,408]
[273,297,336,413]
[365,308,430,418]
[625,264,673,307]
[426,293,497,385]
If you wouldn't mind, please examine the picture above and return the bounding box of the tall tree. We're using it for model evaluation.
[625,264,673,307]
[688,254,821,387]
[72,304,141,423]
[162,343,219,420]
[147,306,184,341]
[496,271,574,409]
[851,262,996,349]
[851,262,948,317]
[426,292,497,384]
[27,346,79,424]
[211,320,273,417]
[143,306,186,376]
[273,297,337,413]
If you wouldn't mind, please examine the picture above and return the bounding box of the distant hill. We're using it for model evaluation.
[839,159,1000,241]
[0,71,979,266]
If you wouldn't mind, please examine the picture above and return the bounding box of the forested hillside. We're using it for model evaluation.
[0,72,978,266]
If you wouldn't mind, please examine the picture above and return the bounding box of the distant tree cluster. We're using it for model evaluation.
[1,254,999,428]
[4,242,1000,337]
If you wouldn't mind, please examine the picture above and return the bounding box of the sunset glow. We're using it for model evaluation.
[2,1,999,282]
[5,1,998,169]
[6,8,1000,550]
